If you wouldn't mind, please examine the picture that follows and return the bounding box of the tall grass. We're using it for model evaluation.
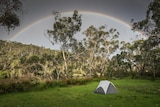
[0,79,160,107]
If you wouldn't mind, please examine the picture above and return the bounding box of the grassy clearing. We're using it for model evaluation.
[0,79,160,107]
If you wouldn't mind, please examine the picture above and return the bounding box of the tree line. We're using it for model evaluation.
[0,0,160,81]
[0,15,159,80]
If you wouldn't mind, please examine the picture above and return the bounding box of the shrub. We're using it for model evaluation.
[65,78,92,85]
[0,78,39,94]
[0,77,93,94]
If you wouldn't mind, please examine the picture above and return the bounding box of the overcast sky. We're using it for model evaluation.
[21,0,151,22]
[0,0,152,46]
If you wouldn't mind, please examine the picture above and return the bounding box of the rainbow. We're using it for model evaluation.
[10,11,145,41]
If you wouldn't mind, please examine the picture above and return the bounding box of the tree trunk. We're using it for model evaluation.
[62,50,68,79]
[56,69,60,80]
[140,64,145,77]
[152,65,156,80]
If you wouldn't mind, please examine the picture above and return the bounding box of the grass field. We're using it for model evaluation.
[0,79,160,107]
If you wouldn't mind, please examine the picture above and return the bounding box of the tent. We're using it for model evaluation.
[94,80,117,94]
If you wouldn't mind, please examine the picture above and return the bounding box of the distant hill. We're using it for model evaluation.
[0,39,60,79]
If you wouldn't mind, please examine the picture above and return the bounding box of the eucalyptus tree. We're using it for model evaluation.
[109,53,131,78]
[147,48,160,79]
[120,40,148,77]
[0,0,23,32]
[120,38,160,79]
[9,59,23,78]
[116,42,133,76]
[83,25,119,78]
[131,40,147,76]
[47,10,82,79]
[68,40,86,76]
[151,48,160,78]
[131,0,160,79]
[52,52,64,80]
[132,0,160,38]
[26,55,43,78]
[133,39,160,79]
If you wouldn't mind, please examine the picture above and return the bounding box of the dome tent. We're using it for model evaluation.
[94,80,117,94]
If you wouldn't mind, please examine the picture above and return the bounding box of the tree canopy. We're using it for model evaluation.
[0,0,160,81]
[0,0,22,32]
[131,0,160,79]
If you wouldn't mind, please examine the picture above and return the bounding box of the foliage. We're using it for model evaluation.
[110,39,160,79]
[47,10,82,79]
[131,0,160,80]
[46,11,120,79]
[0,40,59,80]
[0,77,92,94]
[132,0,160,36]
[1,3,160,89]
[0,0,23,32]
[83,25,119,77]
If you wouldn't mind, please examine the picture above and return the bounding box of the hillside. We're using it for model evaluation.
[0,39,59,79]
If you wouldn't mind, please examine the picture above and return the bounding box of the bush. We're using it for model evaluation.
[0,78,40,94]
[0,78,93,95]
[65,78,92,85]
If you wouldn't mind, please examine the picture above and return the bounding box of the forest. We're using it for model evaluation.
[0,27,159,81]
[0,0,160,94]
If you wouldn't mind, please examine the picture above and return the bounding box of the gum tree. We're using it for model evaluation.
[47,10,82,79]
[131,0,160,79]
[0,0,22,32]
[83,25,119,78]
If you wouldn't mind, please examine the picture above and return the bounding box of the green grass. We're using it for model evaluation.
[0,79,160,107]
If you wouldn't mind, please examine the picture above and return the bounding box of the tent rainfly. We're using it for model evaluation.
[94,80,117,94]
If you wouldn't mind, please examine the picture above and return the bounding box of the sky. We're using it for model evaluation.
[0,0,152,49]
